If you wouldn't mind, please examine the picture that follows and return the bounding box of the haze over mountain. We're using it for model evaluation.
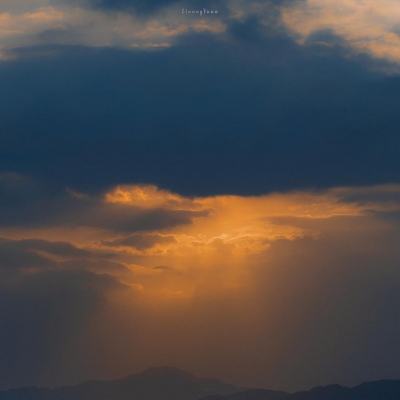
[0,367,237,400]
[209,380,400,400]
[1,368,400,400]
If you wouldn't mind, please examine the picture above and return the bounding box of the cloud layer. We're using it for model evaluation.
[0,3,225,57]
[282,0,400,66]
[2,0,400,66]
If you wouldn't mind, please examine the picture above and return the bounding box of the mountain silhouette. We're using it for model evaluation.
[210,380,400,400]
[0,367,237,400]
[203,388,287,400]
[1,368,400,400]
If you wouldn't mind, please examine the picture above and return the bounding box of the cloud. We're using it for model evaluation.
[99,183,400,259]
[282,0,400,66]
[82,0,190,14]
[0,1,228,57]
[102,233,177,250]
[2,175,400,259]
[3,0,400,69]
[0,176,205,233]
[0,237,128,277]
[2,0,400,198]
[105,185,203,210]
[2,35,400,195]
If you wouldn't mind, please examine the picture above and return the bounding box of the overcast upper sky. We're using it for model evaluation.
[1,0,400,393]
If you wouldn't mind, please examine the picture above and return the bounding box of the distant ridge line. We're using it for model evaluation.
[1,368,400,400]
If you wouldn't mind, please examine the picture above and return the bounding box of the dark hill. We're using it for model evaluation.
[0,367,237,400]
[1,369,400,400]
[211,380,400,400]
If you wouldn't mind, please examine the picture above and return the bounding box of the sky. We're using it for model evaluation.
[1,0,400,392]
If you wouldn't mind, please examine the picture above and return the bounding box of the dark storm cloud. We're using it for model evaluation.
[0,174,204,232]
[87,0,180,14]
[336,186,400,207]
[80,0,295,15]
[0,237,128,278]
[102,233,177,249]
[1,28,399,196]
[71,0,228,15]
[88,205,206,233]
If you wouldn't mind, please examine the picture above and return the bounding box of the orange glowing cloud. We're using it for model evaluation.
[99,184,377,303]
[2,182,399,304]
[104,184,366,257]
[101,184,400,306]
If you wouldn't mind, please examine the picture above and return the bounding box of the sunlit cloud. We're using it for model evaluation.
[105,184,202,210]
[103,184,369,259]
[0,4,225,58]
[282,0,400,65]
[4,180,399,261]
[3,0,400,68]
[3,180,399,302]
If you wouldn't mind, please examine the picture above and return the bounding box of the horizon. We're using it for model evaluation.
[2,365,400,395]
